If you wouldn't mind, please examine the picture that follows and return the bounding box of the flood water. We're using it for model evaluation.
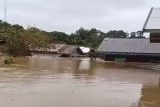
[0,56,160,107]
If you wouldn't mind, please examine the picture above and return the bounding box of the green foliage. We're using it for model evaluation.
[0,20,50,56]
[4,56,14,64]
[106,30,129,38]
[48,27,106,48]
[48,31,69,44]
[48,28,146,49]
[130,32,136,38]
[129,31,145,39]
[0,19,146,55]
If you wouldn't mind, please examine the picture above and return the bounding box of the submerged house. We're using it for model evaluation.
[59,45,90,57]
[98,8,160,62]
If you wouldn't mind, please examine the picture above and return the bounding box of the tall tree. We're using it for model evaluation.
[106,30,128,38]
[0,20,50,56]
[130,32,136,38]
[136,31,145,38]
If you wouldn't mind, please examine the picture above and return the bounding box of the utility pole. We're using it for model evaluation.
[4,0,7,22]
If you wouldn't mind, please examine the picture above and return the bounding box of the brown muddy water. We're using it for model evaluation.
[0,56,160,107]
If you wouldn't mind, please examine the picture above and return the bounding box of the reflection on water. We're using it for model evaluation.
[78,59,91,71]
[0,56,160,107]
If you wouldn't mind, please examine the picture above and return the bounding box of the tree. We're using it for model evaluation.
[0,20,50,56]
[48,31,69,43]
[69,28,107,48]
[129,31,145,39]
[136,31,145,38]
[130,32,136,38]
[106,30,128,38]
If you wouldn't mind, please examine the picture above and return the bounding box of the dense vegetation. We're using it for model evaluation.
[48,28,145,49]
[48,28,107,48]
[0,20,145,56]
[0,20,49,56]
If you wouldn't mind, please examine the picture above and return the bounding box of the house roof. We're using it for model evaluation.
[143,8,160,33]
[97,38,160,54]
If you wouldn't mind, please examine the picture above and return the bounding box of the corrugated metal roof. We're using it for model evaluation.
[97,38,160,54]
[143,8,160,33]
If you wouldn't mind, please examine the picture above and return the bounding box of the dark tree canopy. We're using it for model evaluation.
[129,31,145,39]
[68,27,107,48]
[0,20,50,56]
[106,30,129,38]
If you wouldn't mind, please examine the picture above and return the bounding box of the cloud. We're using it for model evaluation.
[0,0,159,33]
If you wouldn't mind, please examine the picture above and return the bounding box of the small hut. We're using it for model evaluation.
[59,45,90,57]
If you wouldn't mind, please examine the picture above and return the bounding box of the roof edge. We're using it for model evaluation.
[104,38,149,41]
[143,7,154,32]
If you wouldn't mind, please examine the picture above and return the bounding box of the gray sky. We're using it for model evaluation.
[0,0,160,34]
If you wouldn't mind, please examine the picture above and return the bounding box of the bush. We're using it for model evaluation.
[4,56,14,64]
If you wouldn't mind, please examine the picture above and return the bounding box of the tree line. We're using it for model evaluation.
[49,28,145,49]
[0,20,49,56]
[0,20,145,56]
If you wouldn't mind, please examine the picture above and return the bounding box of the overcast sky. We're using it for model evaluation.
[0,0,160,34]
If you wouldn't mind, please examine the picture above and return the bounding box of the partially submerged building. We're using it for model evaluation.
[98,8,160,62]
[59,45,90,57]
[98,38,160,62]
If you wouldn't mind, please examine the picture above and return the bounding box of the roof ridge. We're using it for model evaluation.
[104,38,148,40]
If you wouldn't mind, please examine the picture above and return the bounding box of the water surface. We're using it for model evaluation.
[0,56,160,107]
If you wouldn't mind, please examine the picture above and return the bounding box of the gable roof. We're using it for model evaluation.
[143,8,160,33]
[97,38,160,54]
